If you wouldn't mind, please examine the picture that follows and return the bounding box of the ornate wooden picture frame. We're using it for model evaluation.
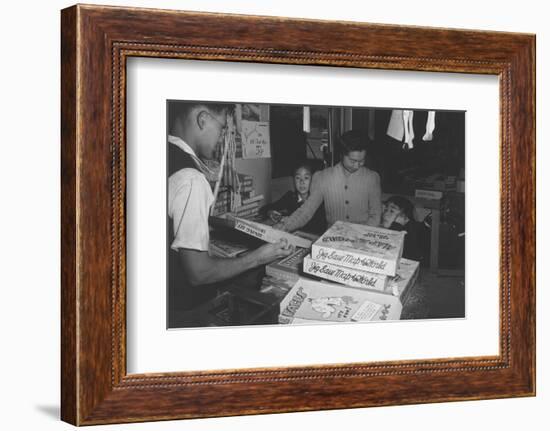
[61,4,535,425]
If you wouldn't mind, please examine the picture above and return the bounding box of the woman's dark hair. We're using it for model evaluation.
[386,195,416,221]
[338,129,369,155]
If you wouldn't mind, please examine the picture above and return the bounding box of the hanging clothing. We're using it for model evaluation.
[386,109,436,149]
[386,109,405,142]
[422,111,436,141]
[403,110,414,149]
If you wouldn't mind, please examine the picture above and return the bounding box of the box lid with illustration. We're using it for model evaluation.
[279,277,402,324]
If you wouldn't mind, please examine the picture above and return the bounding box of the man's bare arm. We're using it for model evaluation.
[178,241,294,287]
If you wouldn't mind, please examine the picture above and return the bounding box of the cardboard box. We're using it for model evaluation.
[302,254,388,292]
[279,277,402,324]
[265,247,310,281]
[387,258,420,304]
[310,221,405,276]
[233,217,312,249]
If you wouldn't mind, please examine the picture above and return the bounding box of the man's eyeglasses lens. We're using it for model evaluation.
[208,112,228,134]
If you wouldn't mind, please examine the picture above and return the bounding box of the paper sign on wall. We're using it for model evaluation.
[241,120,271,159]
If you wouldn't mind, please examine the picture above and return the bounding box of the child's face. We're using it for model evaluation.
[294,167,312,196]
[382,202,404,226]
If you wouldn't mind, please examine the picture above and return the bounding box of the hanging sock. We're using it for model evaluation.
[386,109,405,141]
[422,110,436,141]
[303,106,311,133]
[403,110,414,149]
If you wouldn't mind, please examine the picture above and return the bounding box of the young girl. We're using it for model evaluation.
[262,162,326,234]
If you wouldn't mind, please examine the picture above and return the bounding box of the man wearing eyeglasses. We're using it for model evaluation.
[167,102,293,322]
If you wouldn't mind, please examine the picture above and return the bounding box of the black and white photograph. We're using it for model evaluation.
[2,0,543,429]
[167,100,465,329]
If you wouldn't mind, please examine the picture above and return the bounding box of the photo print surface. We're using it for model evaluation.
[166,100,465,329]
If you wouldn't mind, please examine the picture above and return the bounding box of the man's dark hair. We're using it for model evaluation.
[168,101,234,129]
[386,195,416,221]
[338,129,369,155]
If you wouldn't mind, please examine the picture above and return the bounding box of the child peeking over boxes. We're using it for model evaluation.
[381,195,429,263]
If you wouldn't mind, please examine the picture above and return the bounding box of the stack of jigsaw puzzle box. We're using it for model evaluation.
[278,221,420,325]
